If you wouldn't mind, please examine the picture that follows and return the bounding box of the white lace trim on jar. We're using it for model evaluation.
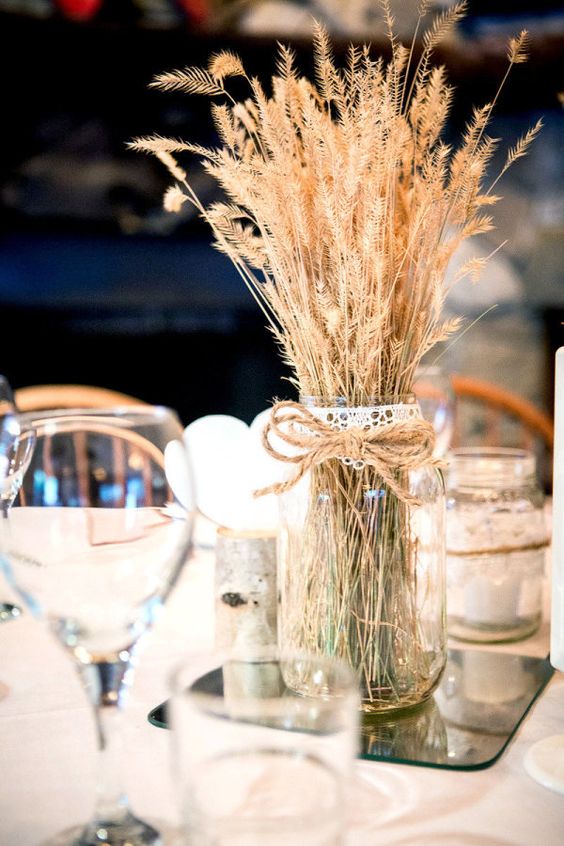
[302,403,422,470]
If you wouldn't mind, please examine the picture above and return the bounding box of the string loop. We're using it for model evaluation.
[254,400,441,505]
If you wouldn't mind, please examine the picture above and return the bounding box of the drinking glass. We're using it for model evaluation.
[414,364,455,457]
[170,649,360,845]
[0,406,195,845]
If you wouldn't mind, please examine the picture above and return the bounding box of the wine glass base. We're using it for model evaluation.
[0,602,21,622]
[41,814,182,846]
[524,734,564,795]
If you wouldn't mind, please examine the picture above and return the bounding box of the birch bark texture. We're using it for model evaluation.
[214,527,278,652]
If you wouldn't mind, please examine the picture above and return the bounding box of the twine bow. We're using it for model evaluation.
[254,400,441,505]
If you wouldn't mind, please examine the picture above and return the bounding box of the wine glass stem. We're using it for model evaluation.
[80,658,134,825]
[95,701,129,821]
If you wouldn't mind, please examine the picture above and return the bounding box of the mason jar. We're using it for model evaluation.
[277,395,446,714]
[446,447,548,643]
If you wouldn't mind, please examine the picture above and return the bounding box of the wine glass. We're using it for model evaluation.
[0,406,195,845]
[0,374,28,624]
[414,364,456,458]
[0,391,36,700]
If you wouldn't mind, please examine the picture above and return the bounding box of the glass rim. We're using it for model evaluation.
[170,648,360,706]
[414,364,447,377]
[448,446,533,461]
[299,394,417,407]
[447,446,537,486]
[18,404,181,429]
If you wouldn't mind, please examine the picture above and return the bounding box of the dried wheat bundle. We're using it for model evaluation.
[132,3,542,710]
[131,0,540,404]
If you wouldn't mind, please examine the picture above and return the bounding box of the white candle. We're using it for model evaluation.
[523,348,564,795]
[551,347,564,671]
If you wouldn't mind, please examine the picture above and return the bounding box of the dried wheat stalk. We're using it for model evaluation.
[131,3,540,404]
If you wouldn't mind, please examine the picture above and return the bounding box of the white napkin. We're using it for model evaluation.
[183,409,285,532]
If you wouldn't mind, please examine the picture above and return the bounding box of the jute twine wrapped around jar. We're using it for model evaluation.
[254,400,441,506]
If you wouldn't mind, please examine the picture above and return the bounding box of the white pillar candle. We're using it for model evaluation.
[463,570,522,626]
[523,349,564,794]
[551,347,564,671]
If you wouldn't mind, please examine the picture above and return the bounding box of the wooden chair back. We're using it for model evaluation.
[450,374,554,451]
[416,372,554,489]
[14,384,146,412]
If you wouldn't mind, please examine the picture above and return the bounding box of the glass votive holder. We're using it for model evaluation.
[169,649,360,846]
[446,447,549,643]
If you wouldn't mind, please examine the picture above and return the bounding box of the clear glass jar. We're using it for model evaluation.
[278,395,446,714]
[446,447,548,643]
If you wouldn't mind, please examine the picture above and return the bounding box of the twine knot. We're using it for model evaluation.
[254,400,440,505]
[341,428,368,460]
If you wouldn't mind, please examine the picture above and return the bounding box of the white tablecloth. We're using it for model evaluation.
[1,522,563,846]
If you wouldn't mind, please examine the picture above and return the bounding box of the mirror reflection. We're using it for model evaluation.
[149,649,553,771]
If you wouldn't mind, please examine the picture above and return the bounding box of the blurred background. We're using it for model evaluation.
[0,0,563,426]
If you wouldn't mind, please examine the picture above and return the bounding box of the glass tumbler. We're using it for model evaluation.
[170,649,360,846]
[446,447,548,642]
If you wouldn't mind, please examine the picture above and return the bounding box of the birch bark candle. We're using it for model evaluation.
[550,347,564,671]
[182,411,283,655]
[215,527,278,653]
